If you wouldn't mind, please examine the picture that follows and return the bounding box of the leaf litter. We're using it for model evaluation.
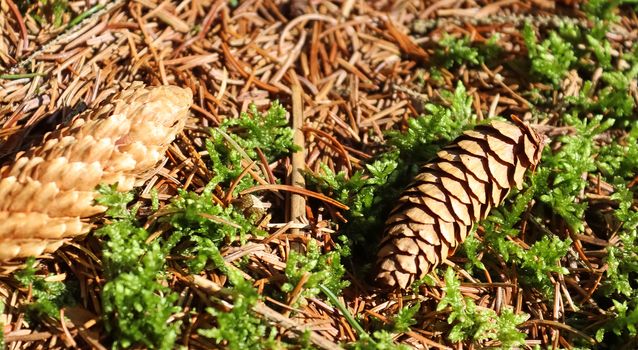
[1,0,638,349]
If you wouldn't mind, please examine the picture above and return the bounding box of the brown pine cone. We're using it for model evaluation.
[375,119,544,289]
[0,83,192,260]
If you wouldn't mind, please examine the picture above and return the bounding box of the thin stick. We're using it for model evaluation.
[240,184,349,210]
[5,0,29,51]
[289,73,307,234]
[520,319,597,345]
[131,3,167,85]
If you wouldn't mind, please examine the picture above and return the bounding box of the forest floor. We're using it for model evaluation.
[1,0,638,349]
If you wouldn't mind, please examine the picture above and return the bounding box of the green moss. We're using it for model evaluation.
[387,82,476,162]
[218,101,298,162]
[522,22,577,86]
[437,268,529,347]
[593,181,638,343]
[539,114,613,231]
[14,258,77,321]
[144,101,300,349]
[282,238,351,302]
[205,101,297,196]
[96,186,180,350]
[435,34,501,69]
[165,188,263,272]
[389,302,420,333]
[520,235,571,291]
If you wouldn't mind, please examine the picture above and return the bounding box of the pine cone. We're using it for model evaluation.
[0,83,192,260]
[375,119,544,289]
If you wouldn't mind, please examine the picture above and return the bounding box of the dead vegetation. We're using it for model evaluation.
[1,0,638,349]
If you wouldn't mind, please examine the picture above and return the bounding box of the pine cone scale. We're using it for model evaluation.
[513,159,527,189]
[486,153,512,188]
[437,219,457,246]
[408,196,455,223]
[522,135,541,166]
[458,152,491,183]
[486,134,517,165]
[414,183,447,202]
[480,121,523,142]
[439,176,473,205]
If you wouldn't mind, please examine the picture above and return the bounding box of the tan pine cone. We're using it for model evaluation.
[0,83,193,260]
[375,119,544,289]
